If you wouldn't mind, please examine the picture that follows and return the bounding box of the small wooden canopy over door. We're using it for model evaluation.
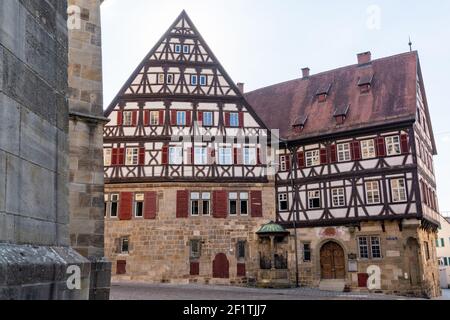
[320,242,346,279]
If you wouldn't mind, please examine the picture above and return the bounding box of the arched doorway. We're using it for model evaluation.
[405,238,421,286]
[212,253,229,278]
[320,242,346,279]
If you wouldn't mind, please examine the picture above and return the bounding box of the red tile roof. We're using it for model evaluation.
[245,51,419,141]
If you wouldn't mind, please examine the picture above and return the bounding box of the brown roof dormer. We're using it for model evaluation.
[334,105,350,125]
[316,83,332,103]
[292,115,308,133]
[358,74,374,94]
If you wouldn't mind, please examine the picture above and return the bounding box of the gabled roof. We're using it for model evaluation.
[245,51,425,143]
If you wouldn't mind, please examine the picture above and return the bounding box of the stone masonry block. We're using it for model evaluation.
[0,93,21,155]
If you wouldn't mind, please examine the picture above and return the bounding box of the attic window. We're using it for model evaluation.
[334,105,350,125]
[292,115,308,133]
[358,75,374,94]
[316,84,332,103]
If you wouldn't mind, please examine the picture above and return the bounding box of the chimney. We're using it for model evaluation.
[357,51,372,65]
[237,82,245,93]
[302,67,310,78]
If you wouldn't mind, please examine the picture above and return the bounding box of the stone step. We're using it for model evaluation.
[319,280,346,292]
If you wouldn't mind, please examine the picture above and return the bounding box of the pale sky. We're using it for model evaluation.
[100,0,450,214]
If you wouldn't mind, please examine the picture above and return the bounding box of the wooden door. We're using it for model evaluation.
[212,253,229,278]
[406,238,421,286]
[320,242,345,279]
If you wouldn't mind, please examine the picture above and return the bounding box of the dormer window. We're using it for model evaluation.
[316,84,332,103]
[358,75,373,94]
[292,115,308,133]
[334,105,350,125]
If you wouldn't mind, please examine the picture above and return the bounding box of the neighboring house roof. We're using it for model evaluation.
[245,51,423,143]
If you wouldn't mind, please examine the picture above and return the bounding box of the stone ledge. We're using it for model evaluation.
[0,243,91,300]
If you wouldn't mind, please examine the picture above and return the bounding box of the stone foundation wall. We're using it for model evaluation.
[291,220,441,298]
[105,182,275,285]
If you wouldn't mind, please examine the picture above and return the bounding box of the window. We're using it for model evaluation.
[150,111,159,125]
[366,181,381,204]
[169,147,183,165]
[110,194,119,218]
[243,148,257,166]
[278,193,288,211]
[174,44,181,53]
[125,148,139,166]
[190,239,201,259]
[444,257,449,266]
[391,178,407,203]
[199,75,207,86]
[385,136,401,156]
[123,111,132,126]
[436,239,440,248]
[303,243,311,262]
[218,148,233,165]
[361,139,376,159]
[183,45,190,54]
[441,238,445,248]
[305,150,320,167]
[191,75,198,85]
[237,241,246,260]
[337,143,351,162]
[424,241,430,260]
[134,194,144,218]
[194,147,208,165]
[190,192,211,216]
[308,190,321,209]
[331,188,345,207]
[176,111,186,126]
[358,236,382,259]
[229,113,239,127]
[166,74,174,84]
[104,149,112,166]
[203,112,213,126]
[158,74,164,84]
[228,192,248,216]
[279,155,288,172]
[104,194,108,217]
[121,237,129,254]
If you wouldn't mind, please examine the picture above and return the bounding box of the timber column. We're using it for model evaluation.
[67,0,111,300]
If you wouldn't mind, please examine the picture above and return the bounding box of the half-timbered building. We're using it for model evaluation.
[246,51,441,297]
[104,11,441,297]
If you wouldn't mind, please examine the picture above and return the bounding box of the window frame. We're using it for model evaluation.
[361,139,376,159]
[199,75,207,86]
[307,190,321,210]
[202,111,213,127]
[169,146,184,165]
[176,111,186,126]
[218,147,233,165]
[237,240,246,260]
[305,150,320,167]
[123,111,133,126]
[303,243,311,262]
[110,194,119,218]
[150,111,159,126]
[243,147,257,166]
[228,192,248,216]
[120,237,129,254]
[365,181,381,205]
[174,44,182,53]
[229,112,240,127]
[337,143,351,162]
[134,193,144,218]
[189,239,201,260]
[190,192,211,216]
[279,155,288,172]
[385,135,401,156]
[104,149,112,166]
[194,147,208,165]
[190,74,198,86]
[390,178,407,203]
[357,236,382,260]
[125,147,139,166]
[331,188,345,207]
[183,44,190,54]
[278,193,288,212]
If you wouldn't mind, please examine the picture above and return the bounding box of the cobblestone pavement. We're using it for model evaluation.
[110,282,426,300]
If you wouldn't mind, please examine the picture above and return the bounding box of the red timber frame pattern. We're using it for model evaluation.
[103,10,270,184]
[275,122,440,229]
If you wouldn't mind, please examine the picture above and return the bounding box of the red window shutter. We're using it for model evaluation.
[250,190,263,217]
[176,190,189,218]
[139,147,146,165]
[213,191,228,218]
[400,134,409,154]
[119,192,133,220]
[257,148,262,165]
[298,151,305,168]
[111,148,118,166]
[224,112,230,127]
[351,141,362,160]
[159,110,165,126]
[118,148,125,165]
[144,192,157,219]
[117,111,123,126]
[198,111,203,123]
[285,155,291,171]
[239,112,244,128]
[171,110,177,126]
[143,110,150,126]
[320,148,328,164]
[132,111,137,126]
[233,148,240,165]
[376,137,386,157]
[237,263,246,277]
[190,262,200,276]
[330,145,337,163]
[161,145,169,165]
[186,111,192,127]
[187,147,193,165]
